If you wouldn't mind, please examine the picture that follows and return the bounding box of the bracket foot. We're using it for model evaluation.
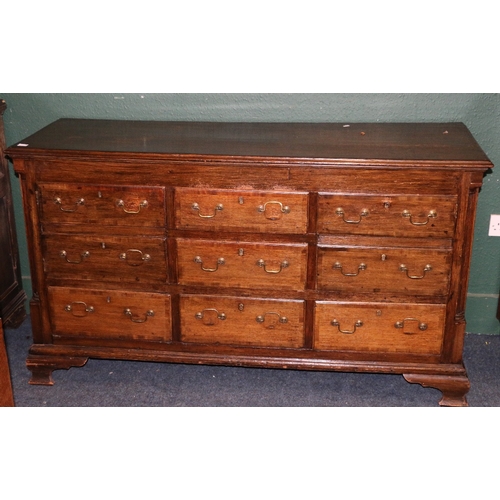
[27,354,89,385]
[403,373,470,407]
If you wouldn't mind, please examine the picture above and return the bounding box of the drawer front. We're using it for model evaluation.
[48,287,171,341]
[317,194,457,237]
[39,183,166,227]
[180,295,305,348]
[175,188,309,234]
[317,245,451,296]
[42,234,167,284]
[314,302,446,354]
[177,239,308,290]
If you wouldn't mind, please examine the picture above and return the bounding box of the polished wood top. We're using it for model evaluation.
[6,119,493,166]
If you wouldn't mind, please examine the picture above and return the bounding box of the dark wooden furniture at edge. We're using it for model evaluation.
[0,319,14,406]
[1,99,25,407]
[0,99,27,328]
[5,119,493,406]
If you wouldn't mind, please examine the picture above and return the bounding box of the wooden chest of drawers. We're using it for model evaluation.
[6,119,493,406]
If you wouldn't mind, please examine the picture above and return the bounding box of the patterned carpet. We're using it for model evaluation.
[4,317,500,406]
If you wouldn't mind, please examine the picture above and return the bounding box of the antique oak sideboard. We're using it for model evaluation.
[6,119,493,406]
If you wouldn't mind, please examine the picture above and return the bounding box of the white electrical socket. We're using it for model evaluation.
[489,214,500,236]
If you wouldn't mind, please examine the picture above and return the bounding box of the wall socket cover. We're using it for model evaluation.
[488,214,500,236]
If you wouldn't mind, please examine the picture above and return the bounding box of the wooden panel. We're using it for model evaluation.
[177,239,308,291]
[0,319,14,406]
[175,188,309,234]
[0,99,26,328]
[317,245,452,296]
[318,194,457,237]
[33,159,291,187]
[180,295,305,348]
[314,302,446,354]
[48,287,172,342]
[38,183,166,227]
[42,234,167,284]
[290,169,463,195]
[0,198,17,301]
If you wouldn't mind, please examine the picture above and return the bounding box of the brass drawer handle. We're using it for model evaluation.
[59,250,90,264]
[194,256,225,272]
[257,201,291,220]
[195,308,227,325]
[333,262,367,277]
[191,202,223,218]
[399,264,432,279]
[64,301,94,316]
[395,318,428,333]
[54,196,85,212]
[402,209,437,226]
[116,199,149,214]
[119,249,151,266]
[336,207,369,224]
[257,259,289,274]
[256,312,288,329]
[331,319,363,334]
[124,308,154,323]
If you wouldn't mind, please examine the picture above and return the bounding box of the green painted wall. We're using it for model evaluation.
[2,93,499,334]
